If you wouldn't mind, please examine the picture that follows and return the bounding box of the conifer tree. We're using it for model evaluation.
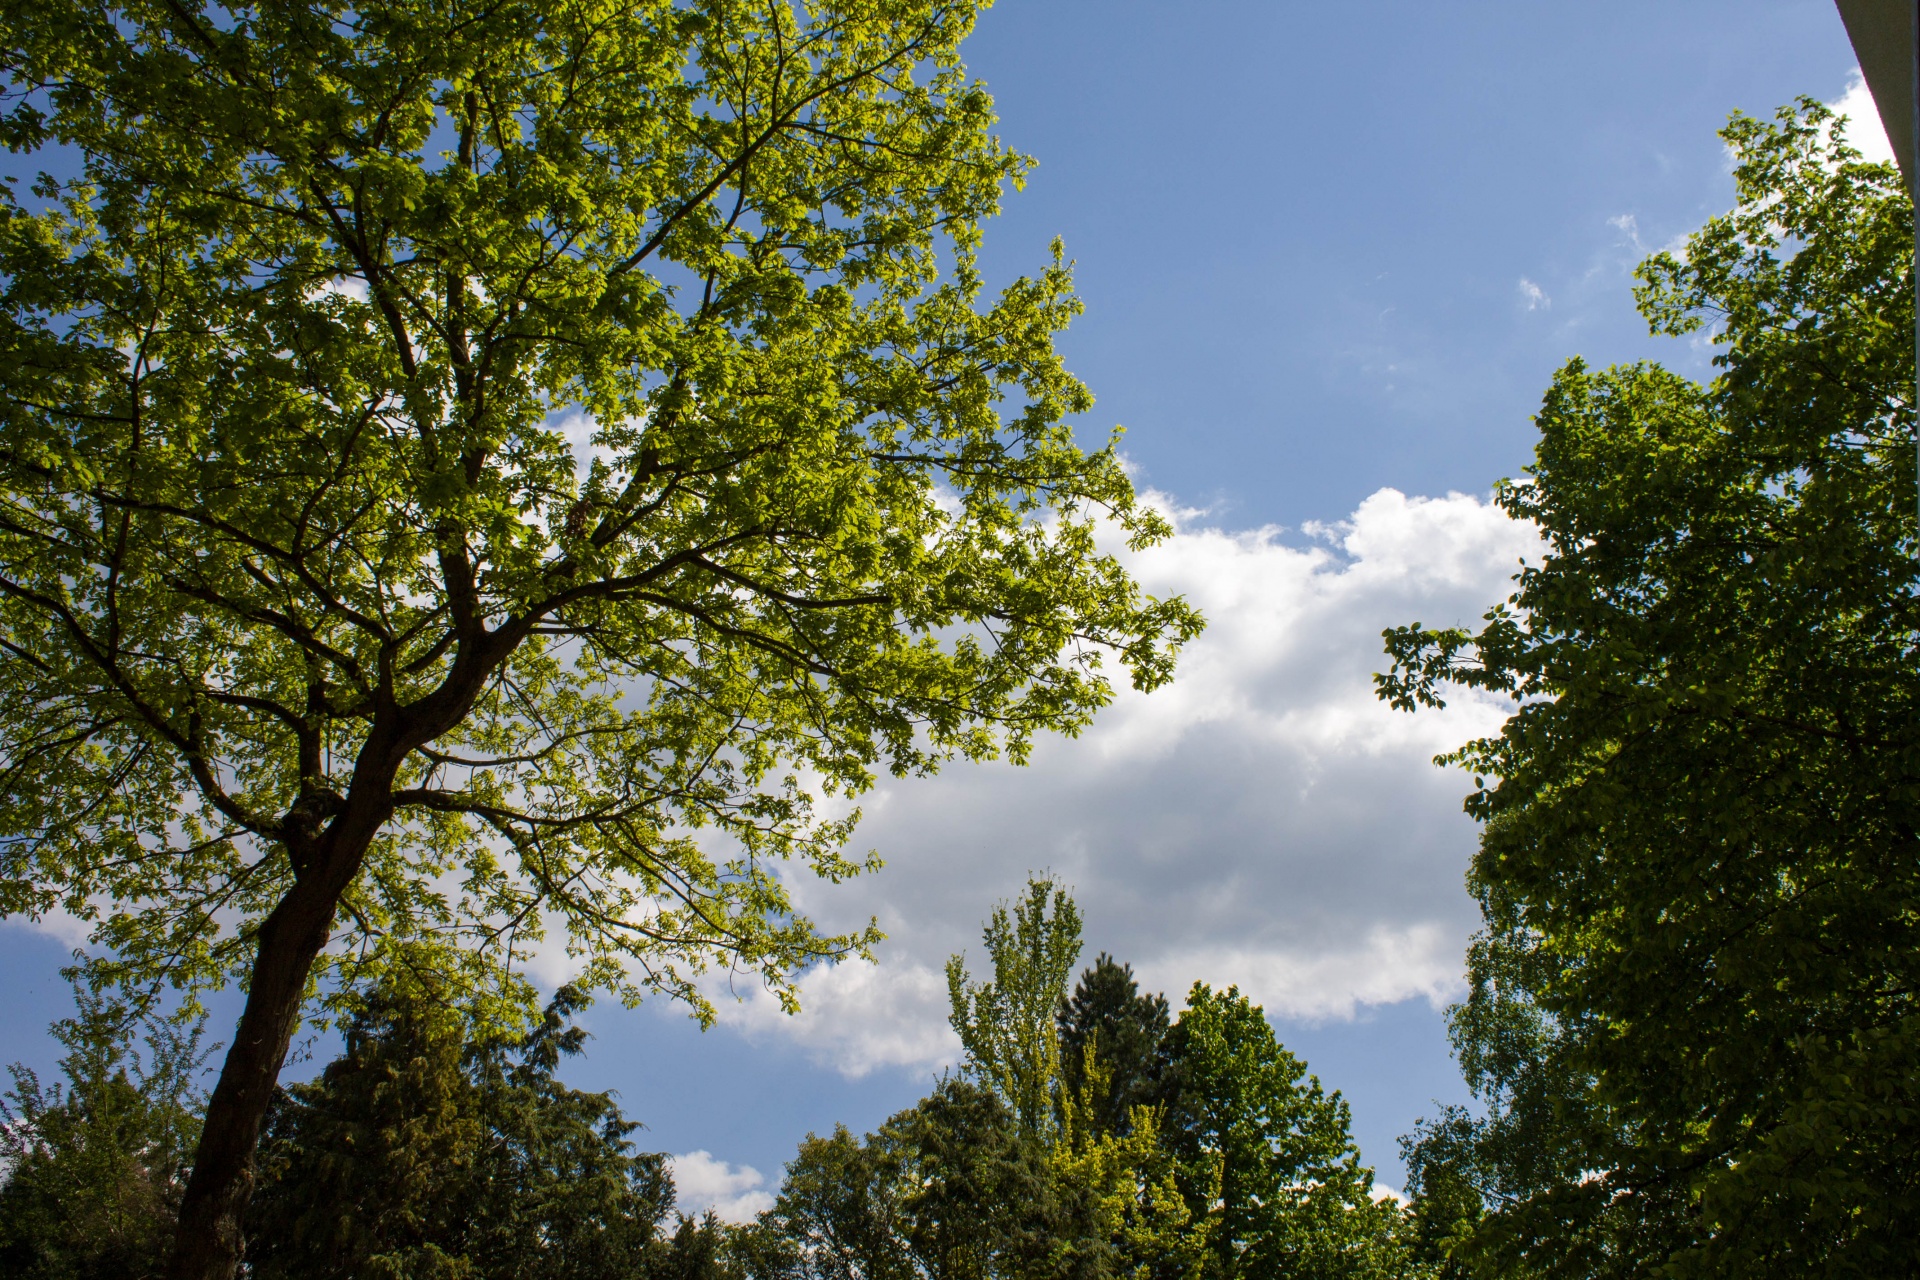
[1058,953,1173,1139]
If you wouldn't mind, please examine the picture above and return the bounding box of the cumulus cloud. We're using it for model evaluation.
[668,1150,775,1223]
[1516,277,1549,311]
[720,957,960,1074]
[1832,67,1898,168]
[714,488,1543,1077]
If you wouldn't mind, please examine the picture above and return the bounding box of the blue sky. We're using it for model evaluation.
[0,0,1889,1216]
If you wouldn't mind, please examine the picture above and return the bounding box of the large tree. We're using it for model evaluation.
[1382,101,1920,1277]
[0,1,1200,1273]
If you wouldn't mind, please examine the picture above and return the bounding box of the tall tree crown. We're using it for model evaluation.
[0,0,1198,1020]
[946,875,1082,1140]
[1383,101,1920,1277]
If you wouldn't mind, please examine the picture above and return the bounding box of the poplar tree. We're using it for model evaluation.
[945,875,1083,1140]
[0,1,1200,1273]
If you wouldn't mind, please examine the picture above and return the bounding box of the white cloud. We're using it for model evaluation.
[714,488,1542,1077]
[1832,67,1898,168]
[1516,277,1549,311]
[716,958,959,1076]
[12,487,1537,1087]
[668,1150,775,1223]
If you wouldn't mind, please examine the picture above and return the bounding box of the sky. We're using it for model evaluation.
[0,0,1898,1219]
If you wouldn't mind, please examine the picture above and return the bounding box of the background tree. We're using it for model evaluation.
[1381,101,1920,1278]
[1161,984,1405,1280]
[0,0,1201,1271]
[946,876,1084,1141]
[1057,953,1173,1140]
[742,1079,1059,1280]
[0,988,206,1280]
[247,980,728,1280]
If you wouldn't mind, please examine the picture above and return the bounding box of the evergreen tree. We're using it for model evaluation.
[1057,954,1173,1139]
[246,984,722,1280]
[0,991,205,1280]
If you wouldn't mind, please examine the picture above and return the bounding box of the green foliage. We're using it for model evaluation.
[742,1075,1202,1280]
[0,989,206,1280]
[1161,985,1406,1280]
[247,984,723,1280]
[754,884,1402,1278]
[750,891,1207,1280]
[0,0,1201,1041]
[947,876,1084,1140]
[1057,955,1172,1140]
[1381,100,1920,1278]
[741,1079,1058,1280]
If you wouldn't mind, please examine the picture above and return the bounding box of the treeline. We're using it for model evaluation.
[2,880,1418,1279]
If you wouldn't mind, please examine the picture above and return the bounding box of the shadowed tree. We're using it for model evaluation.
[0,0,1201,1274]
[247,983,724,1280]
[1058,952,1172,1140]
[1383,101,1920,1280]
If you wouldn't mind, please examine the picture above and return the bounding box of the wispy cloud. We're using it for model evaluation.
[1516,277,1550,311]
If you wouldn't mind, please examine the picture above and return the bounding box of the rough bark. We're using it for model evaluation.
[165,651,495,1277]
[165,869,342,1279]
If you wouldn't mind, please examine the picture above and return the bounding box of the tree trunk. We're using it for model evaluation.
[166,861,349,1279]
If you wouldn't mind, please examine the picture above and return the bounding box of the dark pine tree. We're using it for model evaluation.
[1057,954,1173,1137]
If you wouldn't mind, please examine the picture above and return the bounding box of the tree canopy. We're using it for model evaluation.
[0,0,1199,1270]
[1161,984,1403,1280]
[1382,101,1920,1278]
[824,883,1400,1279]
[946,876,1084,1141]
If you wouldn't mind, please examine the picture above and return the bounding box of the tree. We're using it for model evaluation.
[1380,101,1920,1278]
[1161,985,1404,1280]
[0,0,1201,1272]
[0,988,205,1280]
[745,1074,1203,1280]
[246,981,727,1280]
[743,1079,1059,1280]
[946,876,1084,1141]
[748,893,1201,1279]
[1057,953,1172,1140]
